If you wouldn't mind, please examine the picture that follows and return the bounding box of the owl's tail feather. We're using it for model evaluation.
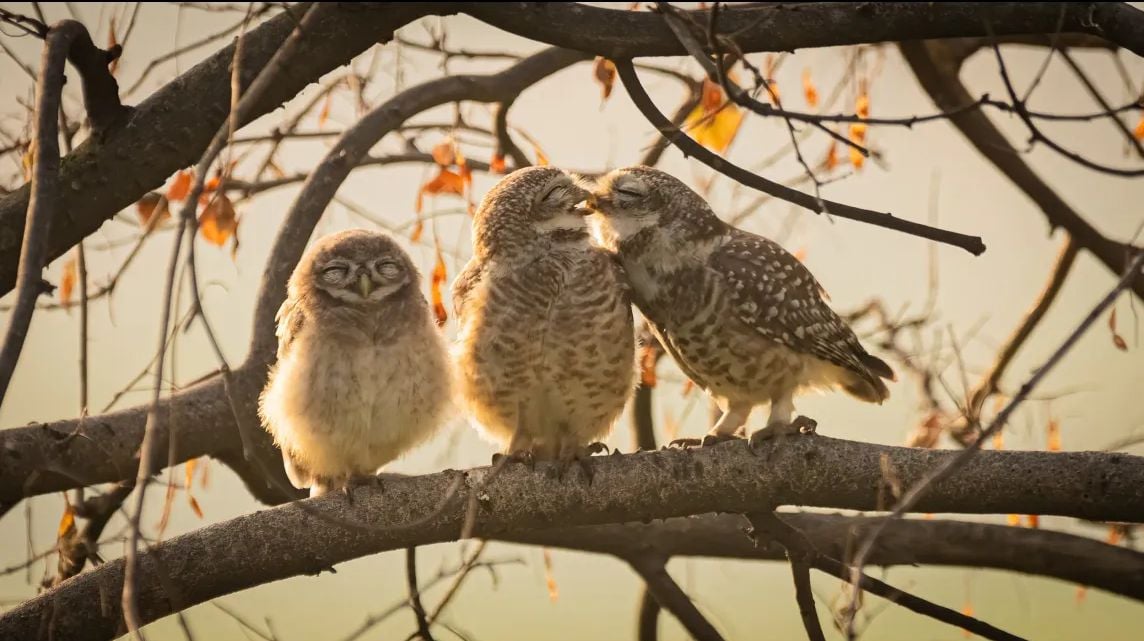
[860,353,896,382]
[842,372,891,404]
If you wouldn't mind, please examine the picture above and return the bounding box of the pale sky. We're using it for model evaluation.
[1,3,1143,640]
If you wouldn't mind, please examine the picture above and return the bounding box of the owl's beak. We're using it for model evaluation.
[573,199,594,216]
[358,273,373,297]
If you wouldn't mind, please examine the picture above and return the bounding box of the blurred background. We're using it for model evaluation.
[1,3,1143,639]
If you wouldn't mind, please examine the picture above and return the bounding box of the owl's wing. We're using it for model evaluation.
[709,230,877,378]
[274,295,306,361]
[452,257,485,321]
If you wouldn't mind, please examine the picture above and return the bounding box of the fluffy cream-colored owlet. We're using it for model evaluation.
[591,166,894,448]
[259,229,452,497]
[453,166,637,465]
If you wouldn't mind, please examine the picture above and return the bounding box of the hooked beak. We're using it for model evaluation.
[358,273,373,298]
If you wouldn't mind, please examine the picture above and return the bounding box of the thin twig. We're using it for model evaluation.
[1058,49,1144,159]
[990,39,1144,178]
[406,547,436,641]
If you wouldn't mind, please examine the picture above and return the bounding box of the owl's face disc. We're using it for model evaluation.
[303,230,416,306]
[473,166,593,256]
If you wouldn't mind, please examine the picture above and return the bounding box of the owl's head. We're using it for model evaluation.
[472,166,593,257]
[292,229,418,306]
[590,166,724,248]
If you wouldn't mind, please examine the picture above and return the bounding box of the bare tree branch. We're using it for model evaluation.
[899,39,1144,300]
[6,3,1141,296]
[630,556,725,641]
[0,2,434,296]
[965,236,1079,427]
[614,59,988,255]
[845,249,1144,636]
[0,19,113,410]
[466,3,1144,59]
[2,438,1142,640]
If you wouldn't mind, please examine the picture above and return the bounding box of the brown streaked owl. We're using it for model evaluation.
[453,166,637,465]
[590,166,894,448]
[258,229,453,498]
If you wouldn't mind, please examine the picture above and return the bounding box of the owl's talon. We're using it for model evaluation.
[585,441,610,456]
[701,433,742,447]
[668,437,703,449]
[748,417,816,453]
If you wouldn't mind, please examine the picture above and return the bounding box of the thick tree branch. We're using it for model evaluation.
[465,3,1144,59]
[615,59,988,255]
[899,39,1144,300]
[0,3,436,296]
[509,513,1144,600]
[2,438,1142,640]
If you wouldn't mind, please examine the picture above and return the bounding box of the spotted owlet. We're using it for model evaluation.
[453,166,637,464]
[590,166,894,448]
[258,229,453,497]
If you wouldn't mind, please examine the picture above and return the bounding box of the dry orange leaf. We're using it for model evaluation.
[431,245,448,327]
[700,77,723,112]
[792,247,808,262]
[682,379,695,397]
[1025,514,1040,529]
[1076,585,1088,605]
[1047,418,1062,452]
[802,69,818,108]
[167,170,192,202]
[639,345,658,387]
[685,80,744,154]
[199,193,238,247]
[594,56,617,101]
[1108,526,1123,546]
[156,482,176,536]
[961,603,974,638]
[318,92,333,129]
[185,458,198,488]
[410,219,425,243]
[188,495,204,519]
[490,152,507,174]
[534,145,550,167]
[416,168,466,213]
[57,502,76,538]
[136,192,170,227]
[59,255,77,309]
[107,17,120,75]
[542,548,559,603]
[1110,308,1128,351]
[922,513,934,520]
[431,138,456,166]
[823,140,839,171]
[1006,514,1021,526]
[1134,113,1144,140]
[848,123,868,170]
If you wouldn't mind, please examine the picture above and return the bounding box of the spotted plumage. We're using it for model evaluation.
[590,166,894,446]
[259,229,453,497]
[454,166,637,461]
